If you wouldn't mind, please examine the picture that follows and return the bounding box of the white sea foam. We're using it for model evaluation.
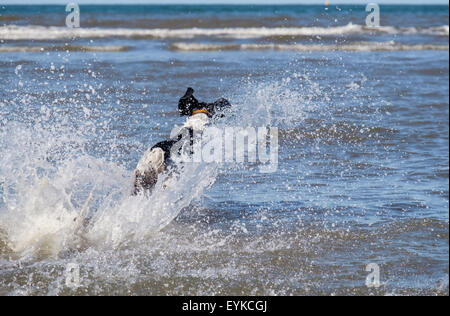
[171,41,449,52]
[0,23,448,40]
[0,45,130,52]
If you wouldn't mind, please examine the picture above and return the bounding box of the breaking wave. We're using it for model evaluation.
[0,23,448,40]
[0,45,130,52]
[171,41,449,52]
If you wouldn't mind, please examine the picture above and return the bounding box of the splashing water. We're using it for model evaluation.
[0,121,221,257]
[230,74,321,128]
[0,68,312,260]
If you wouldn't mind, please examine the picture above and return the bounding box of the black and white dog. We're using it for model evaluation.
[133,88,231,195]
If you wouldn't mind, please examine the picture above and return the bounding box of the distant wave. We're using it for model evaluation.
[171,42,449,52]
[0,23,448,40]
[0,45,130,52]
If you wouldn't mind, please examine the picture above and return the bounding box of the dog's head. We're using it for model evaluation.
[179,87,232,118]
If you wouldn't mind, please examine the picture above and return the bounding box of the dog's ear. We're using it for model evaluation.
[181,87,194,99]
[178,87,198,116]
[209,98,231,117]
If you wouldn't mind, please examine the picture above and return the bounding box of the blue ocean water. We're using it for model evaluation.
[0,5,448,295]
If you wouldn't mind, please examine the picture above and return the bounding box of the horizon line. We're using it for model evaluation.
[2,3,449,5]
[1,1,449,5]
